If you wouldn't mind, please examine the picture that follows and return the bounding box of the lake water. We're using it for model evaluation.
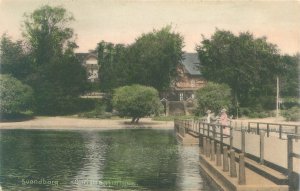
[0,129,218,191]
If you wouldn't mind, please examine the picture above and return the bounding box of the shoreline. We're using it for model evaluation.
[0,116,299,130]
[0,117,174,130]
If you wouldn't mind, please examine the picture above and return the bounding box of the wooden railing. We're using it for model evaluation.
[248,122,300,139]
[174,119,300,188]
[287,134,300,189]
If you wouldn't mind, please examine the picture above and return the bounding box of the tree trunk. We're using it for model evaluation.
[131,117,136,123]
[135,117,140,123]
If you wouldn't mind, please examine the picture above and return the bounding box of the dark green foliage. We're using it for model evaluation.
[97,26,184,92]
[0,34,32,81]
[78,99,113,119]
[0,75,33,114]
[195,82,232,115]
[126,26,184,91]
[196,29,281,113]
[97,42,129,91]
[280,54,299,97]
[282,107,300,121]
[112,85,162,123]
[21,5,88,115]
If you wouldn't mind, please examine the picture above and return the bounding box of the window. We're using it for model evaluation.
[179,93,183,101]
[191,80,195,87]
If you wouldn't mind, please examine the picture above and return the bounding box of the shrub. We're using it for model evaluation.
[195,82,232,115]
[0,74,33,114]
[112,85,162,123]
[282,107,300,121]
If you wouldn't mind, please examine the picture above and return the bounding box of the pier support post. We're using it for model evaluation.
[223,146,229,172]
[230,150,237,177]
[201,137,206,155]
[241,130,245,154]
[210,140,215,161]
[239,153,246,185]
[216,143,222,166]
[260,132,265,164]
[206,138,211,158]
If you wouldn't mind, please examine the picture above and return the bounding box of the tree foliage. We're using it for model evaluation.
[0,75,33,114]
[97,26,184,92]
[97,41,129,92]
[280,54,299,97]
[112,85,162,123]
[21,5,87,114]
[0,34,31,81]
[195,82,232,115]
[196,29,281,110]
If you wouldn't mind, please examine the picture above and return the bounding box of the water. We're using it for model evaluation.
[0,129,218,191]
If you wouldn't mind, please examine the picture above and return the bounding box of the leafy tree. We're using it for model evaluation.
[280,54,299,97]
[0,34,31,81]
[97,26,184,92]
[112,85,162,123]
[22,5,87,114]
[23,5,75,66]
[127,26,184,91]
[0,74,33,114]
[196,29,281,111]
[195,82,232,115]
[97,41,128,92]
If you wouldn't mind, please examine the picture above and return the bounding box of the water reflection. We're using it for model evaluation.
[0,129,218,191]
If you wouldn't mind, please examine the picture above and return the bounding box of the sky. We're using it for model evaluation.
[0,0,299,55]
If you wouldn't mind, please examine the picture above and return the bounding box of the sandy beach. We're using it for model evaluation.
[0,116,299,130]
[0,117,174,130]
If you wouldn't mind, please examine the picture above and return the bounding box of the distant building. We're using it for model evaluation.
[175,53,206,100]
[162,53,206,101]
[76,52,99,82]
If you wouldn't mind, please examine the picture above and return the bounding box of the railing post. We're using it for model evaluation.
[210,140,215,161]
[267,124,270,137]
[248,122,250,133]
[216,143,222,166]
[257,123,260,135]
[230,126,233,150]
[287,135,293,188]
[199,122,203,149]
[206,138,211,158]
[239,153,246,185]
[202,137,206,155]
[230,149,237,177]
[223,146,229,172]
[220,124,224,151]
[279,125,282,139]
[241,129,245,154]
[260,131,265,164]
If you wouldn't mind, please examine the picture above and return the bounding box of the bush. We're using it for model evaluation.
[0,74,33,114]
[239,106,271,118]
[112,85,162,123]
[282,107,300,121]
[78,100,113,119]
[195,82,232,115]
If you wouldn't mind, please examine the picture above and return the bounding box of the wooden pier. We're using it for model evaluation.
[174,119,300,191]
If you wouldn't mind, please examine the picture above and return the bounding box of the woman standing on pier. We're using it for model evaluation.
[220,108,229,135]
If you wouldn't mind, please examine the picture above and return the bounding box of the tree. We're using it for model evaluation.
[280,54,299,97]
[195,82,232,115]
[97,41,129,92]
[112,85,162,123]
[97,26,184,92]
[22,5,87,114]
[0,34,31,81]
[127,26,184,91]
[196,29,281,111]
[0,75,33,114]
